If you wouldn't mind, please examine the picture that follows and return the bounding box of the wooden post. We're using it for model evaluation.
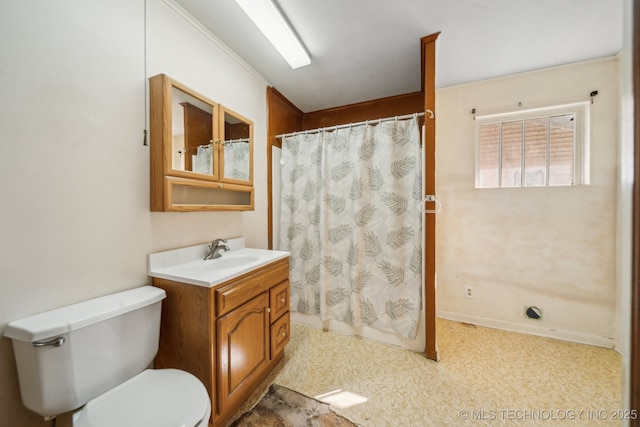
[421,32,440,361]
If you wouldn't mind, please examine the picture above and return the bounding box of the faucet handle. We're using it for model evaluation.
[212,238,228,244]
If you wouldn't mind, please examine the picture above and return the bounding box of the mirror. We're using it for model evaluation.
[171,86,215,176]
[222,110,252,182]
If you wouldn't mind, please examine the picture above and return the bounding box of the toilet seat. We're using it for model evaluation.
[73,369,211,427]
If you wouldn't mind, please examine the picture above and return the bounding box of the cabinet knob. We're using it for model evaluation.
[282,330,287,337]
[266,307,271,313]
[280,297,286,303]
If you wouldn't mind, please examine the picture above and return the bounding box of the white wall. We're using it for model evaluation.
[436,57,619,347]
[0,1,268,426]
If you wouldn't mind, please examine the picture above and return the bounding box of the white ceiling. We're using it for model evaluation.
[173,0,623,113]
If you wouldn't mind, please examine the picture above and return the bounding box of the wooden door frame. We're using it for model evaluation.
[422,32,440,361]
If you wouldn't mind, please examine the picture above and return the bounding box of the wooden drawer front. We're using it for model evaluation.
[269,280,289,323]
[216,259,289,316]
[270,312,290,359]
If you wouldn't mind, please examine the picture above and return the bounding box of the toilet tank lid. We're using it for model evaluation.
[4,286,166,342]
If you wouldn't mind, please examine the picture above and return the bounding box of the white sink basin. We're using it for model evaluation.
[206,255,259,269]
[148,238,289,288]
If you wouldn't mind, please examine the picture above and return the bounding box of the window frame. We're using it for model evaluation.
[474,101,590,189]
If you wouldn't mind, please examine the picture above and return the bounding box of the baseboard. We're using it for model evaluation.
[437,310,617,349]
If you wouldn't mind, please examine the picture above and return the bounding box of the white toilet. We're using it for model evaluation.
[4,286,211,427]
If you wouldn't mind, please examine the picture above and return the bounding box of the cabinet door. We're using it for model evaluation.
[219,106,253,186]
[182,102,215,175]
[217,292,269,414]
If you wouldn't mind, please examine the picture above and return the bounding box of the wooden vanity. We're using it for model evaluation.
[151,256,290,426]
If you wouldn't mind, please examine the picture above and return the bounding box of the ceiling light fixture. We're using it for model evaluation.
[234,0,310,69]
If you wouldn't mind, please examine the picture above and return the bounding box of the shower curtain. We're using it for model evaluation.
[224,140,250,180]
[280,117,422,339]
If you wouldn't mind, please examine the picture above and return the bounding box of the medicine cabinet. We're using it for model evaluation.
[149,74,254,211]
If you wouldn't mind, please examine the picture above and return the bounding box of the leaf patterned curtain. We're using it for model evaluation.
[280,117,422,339]
[224,140,250,180]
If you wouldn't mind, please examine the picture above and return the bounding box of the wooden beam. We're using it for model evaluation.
[422,32,440,361]
[303,92,424,130]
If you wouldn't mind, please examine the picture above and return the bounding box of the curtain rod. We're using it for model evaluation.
[275,109,434,139]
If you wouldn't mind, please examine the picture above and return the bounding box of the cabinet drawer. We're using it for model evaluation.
[269,280,289,323]
[270,312,290,359]
[216,260,289,316]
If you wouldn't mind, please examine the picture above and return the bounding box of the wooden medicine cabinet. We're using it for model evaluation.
[149,74,254,211]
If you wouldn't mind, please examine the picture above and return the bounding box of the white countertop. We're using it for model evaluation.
[148,237,289,288]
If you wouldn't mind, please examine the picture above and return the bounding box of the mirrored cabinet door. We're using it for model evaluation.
[172,86,219,178]
[168,81,219,180]
[220,107,253,185]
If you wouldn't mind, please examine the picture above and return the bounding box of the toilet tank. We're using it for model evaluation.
[4,286,166,418]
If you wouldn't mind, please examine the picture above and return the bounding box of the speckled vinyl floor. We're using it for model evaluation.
[231,319,623,427]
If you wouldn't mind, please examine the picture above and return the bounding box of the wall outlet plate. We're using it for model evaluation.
[464,285,474,299]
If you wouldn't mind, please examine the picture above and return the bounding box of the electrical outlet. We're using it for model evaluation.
[464,285,474,299]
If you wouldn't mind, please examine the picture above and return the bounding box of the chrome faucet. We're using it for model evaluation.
[204,238,230,260]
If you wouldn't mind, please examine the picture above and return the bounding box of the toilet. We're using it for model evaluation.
[4,286,211,427]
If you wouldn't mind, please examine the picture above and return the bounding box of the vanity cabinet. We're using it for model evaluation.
[149,74,254,211]
[152,258,290,427]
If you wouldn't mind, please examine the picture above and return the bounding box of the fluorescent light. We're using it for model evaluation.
[234,0,310,69]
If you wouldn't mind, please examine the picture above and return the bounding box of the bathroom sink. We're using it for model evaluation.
[206,255,259,269]
[147,238,289,288]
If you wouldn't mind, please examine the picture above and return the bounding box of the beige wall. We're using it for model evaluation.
[0,1,268,426]
[436,57,620,347]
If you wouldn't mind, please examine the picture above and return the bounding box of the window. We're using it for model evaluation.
[475,102,589,188]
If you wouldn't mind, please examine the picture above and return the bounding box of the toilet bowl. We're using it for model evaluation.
[4,286,211,426]
[73,369,210,427]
